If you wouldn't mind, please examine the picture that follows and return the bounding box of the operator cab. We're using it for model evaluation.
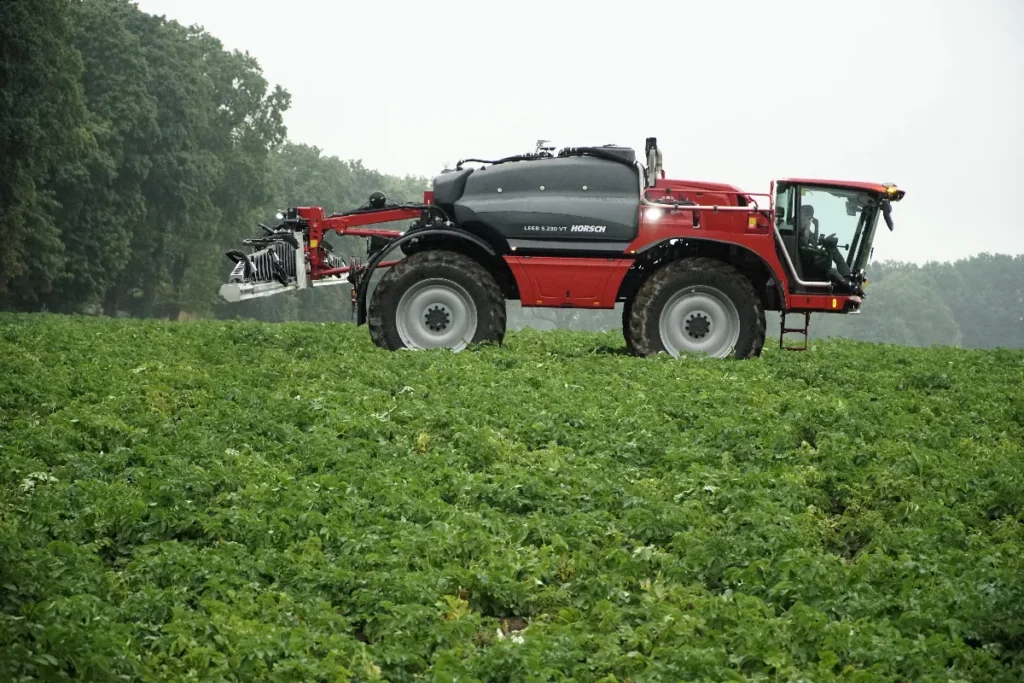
[773,179,903,294]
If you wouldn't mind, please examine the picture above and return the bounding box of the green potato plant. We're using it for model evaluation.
[1,313,1022,681]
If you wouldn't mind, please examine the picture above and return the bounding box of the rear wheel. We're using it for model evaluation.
[621,296,637,355]
[368,249,506,352]
[625,257,765,359]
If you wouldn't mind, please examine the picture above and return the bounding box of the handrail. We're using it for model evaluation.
[643,201,766,214]
[773,227,832,288]
[644,187,774,211]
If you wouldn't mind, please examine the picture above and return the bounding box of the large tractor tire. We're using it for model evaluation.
[625,257,766,359]
[622,296,637,356]
[368,249,506,352]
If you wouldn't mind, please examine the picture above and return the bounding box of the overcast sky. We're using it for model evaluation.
[134,0,1022,265]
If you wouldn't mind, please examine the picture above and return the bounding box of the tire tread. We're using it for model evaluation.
[625,256,766,359]
[368,249,506,350]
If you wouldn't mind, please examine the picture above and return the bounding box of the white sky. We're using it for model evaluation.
[135,0,1023,265]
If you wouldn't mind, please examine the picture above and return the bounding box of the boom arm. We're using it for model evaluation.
[218,193,438,306]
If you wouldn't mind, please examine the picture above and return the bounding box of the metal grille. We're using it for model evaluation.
[322,251,346,270]
[228,241,297,284]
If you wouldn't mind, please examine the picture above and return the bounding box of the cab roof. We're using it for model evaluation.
[778,178,898,194]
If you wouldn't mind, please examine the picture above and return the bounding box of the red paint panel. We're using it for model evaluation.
[296,207,326,221]
[626,209,789,303]
[504,256,632,309]
[300,206,422,277]
[321,208,423,231]
[789,294,862,312]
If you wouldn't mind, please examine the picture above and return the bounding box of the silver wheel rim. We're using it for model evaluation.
[659,285,741,358]
[395,278,478,351]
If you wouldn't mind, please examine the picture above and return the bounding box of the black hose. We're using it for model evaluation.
[457,147,636,171]
[456,153,552,169]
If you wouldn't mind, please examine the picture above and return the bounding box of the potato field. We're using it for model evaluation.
[1,313,1022,682]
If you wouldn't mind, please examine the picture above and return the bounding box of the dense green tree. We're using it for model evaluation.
[801,255,1023,349]
[39,0,158,314]
[167,28,291,318]
[810,269,964,347]
[0,0,90,308]
[928,254,1024,348]
[101,6,289,319]
[1,0,291,318]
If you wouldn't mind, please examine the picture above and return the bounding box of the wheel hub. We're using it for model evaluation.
[424,305,451,333]
[684,312,711,339]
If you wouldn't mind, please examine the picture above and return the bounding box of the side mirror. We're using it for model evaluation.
[881,200,895,231]
[776,206,786,220]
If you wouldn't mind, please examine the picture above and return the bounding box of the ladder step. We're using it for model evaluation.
[779,311,812,351]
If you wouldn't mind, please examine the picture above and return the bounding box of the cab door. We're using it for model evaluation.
[774,181,875,288]
[772,181,806,282]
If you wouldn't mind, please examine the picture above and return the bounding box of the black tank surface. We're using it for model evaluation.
[434,155,641,246]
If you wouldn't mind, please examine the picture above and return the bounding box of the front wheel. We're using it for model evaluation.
[368,249,506,352]
[625,257,766,359]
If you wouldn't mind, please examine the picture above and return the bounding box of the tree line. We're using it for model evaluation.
[3,2,1020,349]
[1,0,426,321]
[792,254,1024,350]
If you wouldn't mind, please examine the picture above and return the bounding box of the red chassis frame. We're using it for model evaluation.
[293,177,881,316]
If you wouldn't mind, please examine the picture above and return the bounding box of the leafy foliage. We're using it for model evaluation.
[0,1,426,323]
[94,2,291,320]
[41,0,159,314]
[804,254,1024,350]
[0,0,91,306]
[0,0,293,318]
[1,314,1022,681]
